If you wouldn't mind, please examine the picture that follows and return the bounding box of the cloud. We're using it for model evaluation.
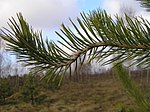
[102,0,120,14]
[0,0,79,30]
[102,0,149,18]
[102,0,140,14]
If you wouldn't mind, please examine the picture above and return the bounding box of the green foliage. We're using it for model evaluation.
[0,75,140,111]
[34,94,47,105]
[21,74,39,104]
[114,64,150,112]
[136,0,150,12]
[0,78,13,104]
[0,13,71,74]
[42,74,63,91]
[0,9,150,78]
[0,1,150,111]
[116,103,134,112]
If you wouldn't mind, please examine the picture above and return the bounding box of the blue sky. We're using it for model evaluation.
[0,0,106,74]
[43,0,149,42]
[78,0,103,12]
[0,0,104,42]
[0,0,150,74]
[44,0,103,42]
[0,0,149,42]
[43,0,104,42]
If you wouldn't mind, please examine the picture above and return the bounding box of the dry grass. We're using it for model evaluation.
[0,74,149,112]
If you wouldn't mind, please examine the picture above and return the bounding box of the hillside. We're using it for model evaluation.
[0,73,149,112]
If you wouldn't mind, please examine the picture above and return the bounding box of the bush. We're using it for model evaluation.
[42,75,63,91]
[21,74,39,105]
[116,103,134,112]
[0,78,13,104]
[35,94,47,104]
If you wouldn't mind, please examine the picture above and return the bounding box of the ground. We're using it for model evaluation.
[0,74,149,112]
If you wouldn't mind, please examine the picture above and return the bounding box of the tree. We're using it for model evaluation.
[0,0,150,110]
[21,74,38,105]
[0,32,12,77]
[0,78,12,104]
[0,36,4,77]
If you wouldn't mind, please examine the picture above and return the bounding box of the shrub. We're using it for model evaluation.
[0,78,13,104]
[21,74,39,105]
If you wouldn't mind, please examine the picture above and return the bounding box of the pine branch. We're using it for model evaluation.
[0,13,72,74]
[137,0,150,12]
[0,10,150,76]
[57,10,150,68]
[114,64,150,111]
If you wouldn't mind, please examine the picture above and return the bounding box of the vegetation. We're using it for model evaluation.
[21,74,39,105]
[0,0,150,111]
[114,64,150,111]
[137,0,150,11]
[0,78,13,104]
[0,73,149,112]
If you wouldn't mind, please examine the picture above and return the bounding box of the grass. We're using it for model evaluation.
[0,73,149,112]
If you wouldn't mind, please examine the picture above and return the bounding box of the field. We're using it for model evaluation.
[0,73,149,112]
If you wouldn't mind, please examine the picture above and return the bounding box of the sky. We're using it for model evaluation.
[0,0,149,42]
[0,0,150,74]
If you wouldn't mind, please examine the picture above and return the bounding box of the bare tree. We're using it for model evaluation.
[119,5,137,77]
[0,31,12,77]
[0,33,4,77]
